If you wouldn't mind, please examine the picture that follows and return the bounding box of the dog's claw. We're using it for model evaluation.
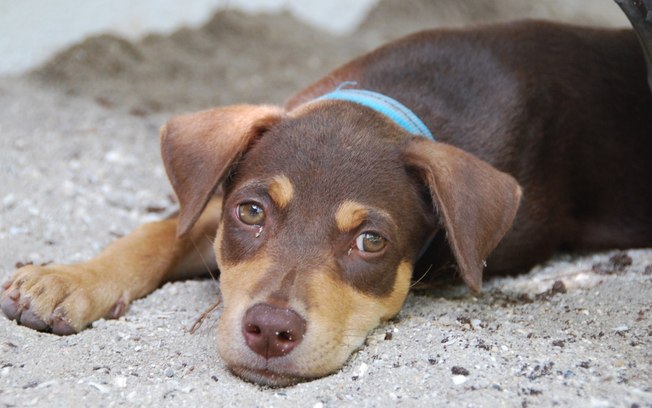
[0,288,78,335]
[0,290,21,320]
[1,290,48,331]
[106,299,126,319]
[51,308,76,335]
[0,264,114,335]
[19,307,49,332]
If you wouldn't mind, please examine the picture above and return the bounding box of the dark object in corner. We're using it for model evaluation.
[616,0,652,91]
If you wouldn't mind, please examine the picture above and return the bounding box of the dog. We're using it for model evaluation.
[2,20,652,386]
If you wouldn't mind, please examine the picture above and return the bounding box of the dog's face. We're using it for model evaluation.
[214,103,437,385]
[160,101,521,385]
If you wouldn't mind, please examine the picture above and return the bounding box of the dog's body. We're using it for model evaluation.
[2,21,652,386]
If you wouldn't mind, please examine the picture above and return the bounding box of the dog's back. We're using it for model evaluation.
[290,20,652,274]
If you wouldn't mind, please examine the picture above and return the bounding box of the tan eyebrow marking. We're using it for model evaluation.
[335,200,369,232]
[268,174,294,209]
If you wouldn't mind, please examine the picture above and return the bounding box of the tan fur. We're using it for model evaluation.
[213,224,273,307]
[268,174,295,210]
[3,198,223,332]
[335,200,368,232]
[293,260,412,376]
[216,255,413,384]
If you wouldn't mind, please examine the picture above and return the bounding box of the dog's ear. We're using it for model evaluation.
[160,105,284,236]
[404,138,522,292]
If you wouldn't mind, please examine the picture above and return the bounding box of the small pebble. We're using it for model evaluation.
[35,380,58,389]
[451,366,470,376]
[114,376,127,388]
[164,367,175,377]
[14,139,27,149]
[353,363,368,379]
[2,193,16,208]
[452,375,467,385]
[104,150,123,163]
[88,382,109,394]
[9,227,28,235]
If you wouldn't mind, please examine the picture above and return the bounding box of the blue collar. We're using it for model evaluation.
[316,83,434,140]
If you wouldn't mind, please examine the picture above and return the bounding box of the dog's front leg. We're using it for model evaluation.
[0,198,221,334]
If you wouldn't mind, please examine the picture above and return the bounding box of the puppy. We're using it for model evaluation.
[2,20,651,386]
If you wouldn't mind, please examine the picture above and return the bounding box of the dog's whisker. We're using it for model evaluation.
[202,233,220,283]
[410,264,433,289]
[188,235,219,283]
[189,297,222,335]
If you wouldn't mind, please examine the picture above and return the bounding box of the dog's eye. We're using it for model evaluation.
[238,202,265,226]
[355,232,387,253]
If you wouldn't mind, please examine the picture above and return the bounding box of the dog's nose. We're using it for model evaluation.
[242,303,306,359]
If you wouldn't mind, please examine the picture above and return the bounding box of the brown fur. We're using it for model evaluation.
[2,20,651,386]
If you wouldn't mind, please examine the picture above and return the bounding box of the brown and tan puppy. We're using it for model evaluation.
[2,21,652,386]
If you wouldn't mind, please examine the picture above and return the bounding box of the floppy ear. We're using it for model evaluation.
[404,138,522,292]
[160,105,284,236]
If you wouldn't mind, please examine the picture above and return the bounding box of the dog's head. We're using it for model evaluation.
[160,101,520,385]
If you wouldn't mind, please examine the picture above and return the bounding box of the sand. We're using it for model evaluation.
[1,0,650,406]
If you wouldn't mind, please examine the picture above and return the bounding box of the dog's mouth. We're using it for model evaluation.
[229,364,308,387]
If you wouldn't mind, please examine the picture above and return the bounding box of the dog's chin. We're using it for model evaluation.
[229,365,312,387]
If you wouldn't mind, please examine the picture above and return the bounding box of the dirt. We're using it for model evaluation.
[28,0,629,116]
[1,0,650,406]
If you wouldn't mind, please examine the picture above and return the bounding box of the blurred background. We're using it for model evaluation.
[0,0,630,113]
[0,0,379,76]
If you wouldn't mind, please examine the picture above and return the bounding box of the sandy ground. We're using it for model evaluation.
[1,0,650,406]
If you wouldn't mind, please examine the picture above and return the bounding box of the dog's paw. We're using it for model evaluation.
[1,264,125,335]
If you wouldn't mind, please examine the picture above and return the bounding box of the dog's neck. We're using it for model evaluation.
[316,83,434,140]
